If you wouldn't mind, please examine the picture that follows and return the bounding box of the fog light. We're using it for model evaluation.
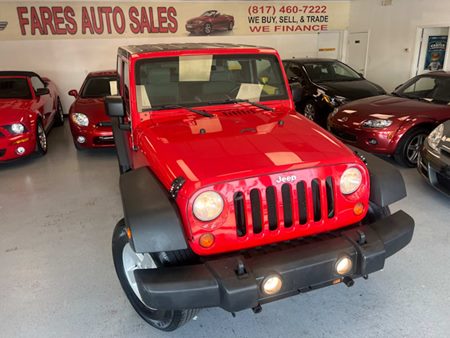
[261,274,283,295]
[77,136,86,144]
[335,255,353,275]
[199,233,215,248]
[368,138,378,145]
[15,146,25,155]
[353,202,365,216]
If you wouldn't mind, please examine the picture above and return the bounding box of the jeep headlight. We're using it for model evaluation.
[427,123,444,151]
[193,191,224,222]
[340,168,362,195]
[362,119,392,128]
[8,123,26,134]
[71,113,89,127]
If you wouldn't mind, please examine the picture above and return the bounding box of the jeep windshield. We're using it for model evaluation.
[0,78,32,99]
[135,54,288,112]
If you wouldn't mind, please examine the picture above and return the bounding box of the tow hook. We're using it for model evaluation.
[343,276,355,287]
[252,304,262,314]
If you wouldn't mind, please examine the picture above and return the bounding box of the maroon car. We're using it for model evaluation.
[328,72,450,167]
[68,70,117,150]
[185,10,234,35]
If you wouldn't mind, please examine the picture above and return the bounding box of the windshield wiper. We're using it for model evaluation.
[143,104,213,117]
[207,98,274,111]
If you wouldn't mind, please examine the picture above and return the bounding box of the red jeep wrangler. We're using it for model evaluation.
[106,43,414,331]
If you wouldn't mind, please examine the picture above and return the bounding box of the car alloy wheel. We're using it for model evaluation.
[406,133,426,165]
[204,23,212,34]
[38,123,47,151]
[304,103,316,121]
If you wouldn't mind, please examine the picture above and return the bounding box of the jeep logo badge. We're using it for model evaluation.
[275,175,297,184]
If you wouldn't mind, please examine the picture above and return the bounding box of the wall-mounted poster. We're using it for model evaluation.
[424,35,447,71]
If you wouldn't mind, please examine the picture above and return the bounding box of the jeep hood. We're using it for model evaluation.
[137,108,357,189]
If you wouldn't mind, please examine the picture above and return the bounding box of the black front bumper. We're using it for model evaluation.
[135,211,414,312]
[418,146,450,196]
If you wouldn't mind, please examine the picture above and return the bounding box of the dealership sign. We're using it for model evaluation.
[0,1,350,40]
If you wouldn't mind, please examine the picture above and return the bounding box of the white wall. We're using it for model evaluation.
[349,0,450,92]
[0,33,322,113]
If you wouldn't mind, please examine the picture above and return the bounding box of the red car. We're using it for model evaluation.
[68,70,117,150]
[0,71,63,161]
[105,43,413,331]
[328,72,450,167]
[185,10,234,35]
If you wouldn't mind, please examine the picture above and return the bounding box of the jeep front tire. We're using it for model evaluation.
[112,219,198,331]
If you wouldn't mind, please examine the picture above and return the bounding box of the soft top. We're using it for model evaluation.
[0,71,40,78]
[119,43,274,57]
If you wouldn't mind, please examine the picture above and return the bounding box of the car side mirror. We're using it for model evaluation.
[35,87,50,96]
[68,89,78,97]
[105,95,125,117]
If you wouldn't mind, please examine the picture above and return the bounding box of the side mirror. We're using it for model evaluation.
[35,87,50,96]
[290,83,303,103]
[68,89,78,97]
[105,95,125,117]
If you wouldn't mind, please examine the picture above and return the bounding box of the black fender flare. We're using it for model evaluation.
[119,166,188,253]
[349,146,407,207]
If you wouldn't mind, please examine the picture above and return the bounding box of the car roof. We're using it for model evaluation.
[283,58,338,64]
[118,43,275,57]
[0,71,40,78]
[87,70,117,77]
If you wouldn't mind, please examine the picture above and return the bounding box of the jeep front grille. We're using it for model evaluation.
[233,177,335,237]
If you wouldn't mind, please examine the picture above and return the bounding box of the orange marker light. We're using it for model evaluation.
[126,227,132,239]
[353,202,365,216]
[199,233,215,248]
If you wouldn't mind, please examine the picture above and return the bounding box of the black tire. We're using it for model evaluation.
[203,23,212,35]
[35,119,48,156]
[53,98,64,126]
[394,127,429,167]
[362,201,391,225]
[112,219,199,331]
[302,100,324,125]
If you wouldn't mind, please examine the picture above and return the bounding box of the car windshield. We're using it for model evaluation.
[395,75,450,104]
[0,78,32,99]
[303,61,362,83]
[81,76,118,98]
[134,54,289,112]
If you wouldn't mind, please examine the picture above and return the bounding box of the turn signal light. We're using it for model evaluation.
[199,233,215,248]
[353,202,365,216]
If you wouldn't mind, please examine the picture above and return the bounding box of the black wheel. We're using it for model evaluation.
[228,21,234,30]
[362,201,391,225]
[53,98,64,126]
[394,128,429,167]
[303,100,322,124]
[112,219,199,331]
[203,23,212,35]
[35,120,48,156]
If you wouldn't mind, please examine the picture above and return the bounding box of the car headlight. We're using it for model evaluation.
[193,191,224,222]
[4,123,26,135]
[11,123,26,134]
[71,113,89,127]
[323,94,348,107]
[362,119,393,128]
[340,168,363,195]
[427,123,444,151]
